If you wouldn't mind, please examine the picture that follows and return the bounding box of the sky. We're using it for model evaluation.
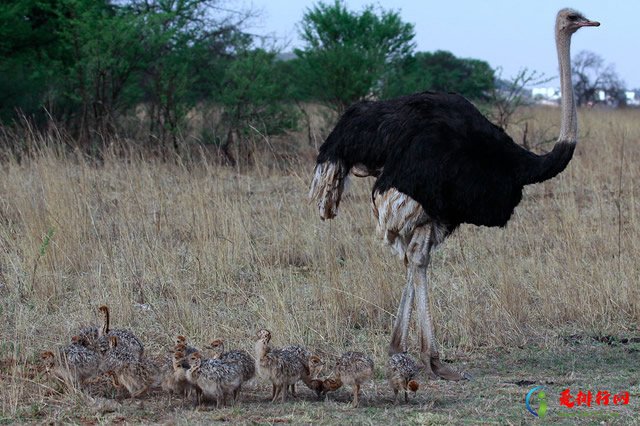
[243,0,640,89]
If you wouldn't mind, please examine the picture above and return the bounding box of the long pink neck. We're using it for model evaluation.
[522,25,578,186]
[556,29,577,143]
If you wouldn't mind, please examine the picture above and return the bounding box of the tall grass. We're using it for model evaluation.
[0,107,638,414]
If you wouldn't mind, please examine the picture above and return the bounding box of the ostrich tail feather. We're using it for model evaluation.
[309,161,347,220]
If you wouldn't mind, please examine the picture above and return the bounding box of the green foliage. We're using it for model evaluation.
[38,228,55,257]
[295,0,415,111]
[0,0,145,137]
[0,0,254,150]
[56,1,145,138]
[0,0,69,122]
[0,0,501,160]
[383,50,495,100]
[219,49,299,136]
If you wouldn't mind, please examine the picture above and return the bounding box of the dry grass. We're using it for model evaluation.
[0,107,639,422]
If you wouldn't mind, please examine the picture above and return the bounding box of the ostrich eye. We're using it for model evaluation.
[568,15,579,21]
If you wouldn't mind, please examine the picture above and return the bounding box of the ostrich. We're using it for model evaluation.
[309,9,599,380]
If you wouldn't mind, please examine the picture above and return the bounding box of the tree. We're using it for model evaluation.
[217,48,299,165]
[56,0,145,145]
[127,0,256,152]
[572,50,625,106]
[0,0,257,153]
[488,68,551,131]
[295,0,415,112]
[382,50,494,100]
[0,0,74,123]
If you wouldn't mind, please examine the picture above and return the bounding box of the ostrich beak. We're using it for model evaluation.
[579,20,600,27]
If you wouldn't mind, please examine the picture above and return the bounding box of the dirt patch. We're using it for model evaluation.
[2,343,638,424]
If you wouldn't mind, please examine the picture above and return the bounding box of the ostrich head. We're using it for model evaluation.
[544,7,600,160]
[98,305,109,318]
[556,8,599,34]
[175,335,187,346]
[205,339,225,359]
[40,351,55,370]
[70,335,84,345]
[105,370,121,388]
[188,352,202,371]
[407,379,419,394]
[174,342,187,353]
[173,351,185,369]
[255,329,271,342]
[322,377,342,392]
[308,355,324,376]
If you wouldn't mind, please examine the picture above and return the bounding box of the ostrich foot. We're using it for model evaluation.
[420,353,469,381]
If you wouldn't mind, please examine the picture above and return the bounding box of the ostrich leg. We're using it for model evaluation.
[388,268,415,355]
[408,226,466,381]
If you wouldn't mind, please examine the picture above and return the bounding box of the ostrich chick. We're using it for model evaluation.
[254,329,307,403]
[76,326,100,350]
[387,353,421,404]
[254,335,323,398]
[330,351,374,408]
[102,335,158,398]
[280,344,324,397]
[186,352,243,408]
[161,351,191,396]
[41,336,100,385]
[97,305,144,360]
[163,336,192,381]
[302,355,325,398]
[206,339,255,384]
[175,335,199,355]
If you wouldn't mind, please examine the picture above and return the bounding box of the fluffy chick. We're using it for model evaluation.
[254,329,307,403]
[206,339,255,385]
[41,335,101,385]
[101,335,158,398]
[387,353,421,404]
[330,351,374,408]
[186,352,243,408]
[97,305,144,360]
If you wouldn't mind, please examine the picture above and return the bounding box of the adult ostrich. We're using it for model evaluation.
[309,9,599,381]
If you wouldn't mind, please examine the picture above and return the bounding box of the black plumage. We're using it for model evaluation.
[316,91,575,229]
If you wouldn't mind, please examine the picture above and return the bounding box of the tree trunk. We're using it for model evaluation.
[221,128,237,166]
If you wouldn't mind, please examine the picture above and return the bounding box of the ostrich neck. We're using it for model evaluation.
[520,25,578,186]
[99,311,110,337]
[255,340,269,358]
[173,358,183,370]
[189,365,200,379]
[556,30,576,143]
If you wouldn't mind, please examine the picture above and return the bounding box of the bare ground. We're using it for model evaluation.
[3,338,638,425]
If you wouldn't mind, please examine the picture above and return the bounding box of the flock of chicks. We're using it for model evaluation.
[42,306,423,408]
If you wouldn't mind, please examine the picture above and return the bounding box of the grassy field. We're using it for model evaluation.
[0,107,639,423]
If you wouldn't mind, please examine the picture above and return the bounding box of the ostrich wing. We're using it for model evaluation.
[318,92,533,174]
[372,118,527,229]
[317,92,546,228]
